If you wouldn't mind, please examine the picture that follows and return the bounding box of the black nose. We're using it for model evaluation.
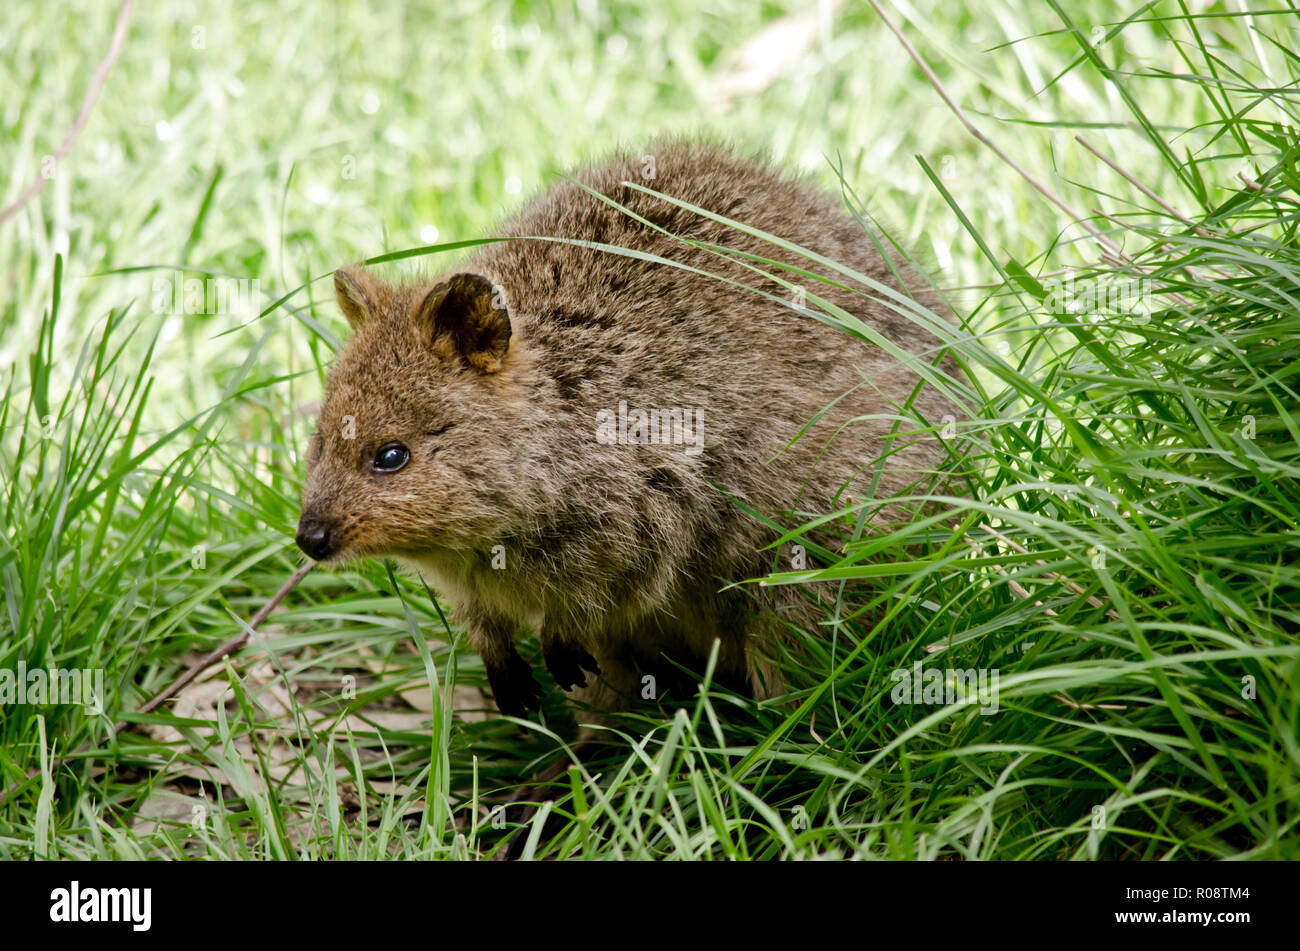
[295,517,336,561]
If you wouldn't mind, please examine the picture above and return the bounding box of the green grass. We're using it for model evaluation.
[0,0,1297,859]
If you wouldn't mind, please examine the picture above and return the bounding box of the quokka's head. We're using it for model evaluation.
[296,265,525,563]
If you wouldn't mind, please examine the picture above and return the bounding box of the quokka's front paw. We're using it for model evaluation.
[487,649,546,717]
[543,642,602,691]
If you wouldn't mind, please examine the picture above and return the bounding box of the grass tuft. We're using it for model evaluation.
[0,1,1296,859]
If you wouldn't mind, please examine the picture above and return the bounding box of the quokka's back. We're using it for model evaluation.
[298,140,961,716]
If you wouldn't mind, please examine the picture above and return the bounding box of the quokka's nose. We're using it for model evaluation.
[295,517,336,561]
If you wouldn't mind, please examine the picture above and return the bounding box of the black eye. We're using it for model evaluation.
[372,442,409,473]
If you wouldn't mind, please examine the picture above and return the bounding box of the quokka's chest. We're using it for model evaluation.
[403,551,545,629]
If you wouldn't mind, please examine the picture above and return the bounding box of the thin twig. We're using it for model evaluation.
[929,528,1112,653]
[0,0,135,229]
[961,534,1064,619]
[0,561,315,806]
[1086,207,1194,308]
[1053,692,1127,711]
[1075,135,1214,237]
[977,523,1120,621]
[865,0,1120,259]
[132,560,316,719]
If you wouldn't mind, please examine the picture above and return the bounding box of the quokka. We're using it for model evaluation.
[297,141,961,717]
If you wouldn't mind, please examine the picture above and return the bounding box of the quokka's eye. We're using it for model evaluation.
[372,442,410,473]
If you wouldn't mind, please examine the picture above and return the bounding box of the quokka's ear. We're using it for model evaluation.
[413,273,511,373]
[333,266,373,331]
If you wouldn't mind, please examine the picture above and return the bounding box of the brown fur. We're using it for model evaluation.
[297,141,959,717]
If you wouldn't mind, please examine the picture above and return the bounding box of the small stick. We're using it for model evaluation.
[1075,136,1214,237]
[963,533,1062,616]
[0,561,315,806]
[930,529,1109,653]
[978,524,1121,621]
[1087,207,1195,307]
[1053,692,1126,711]
[131,561,316,720]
